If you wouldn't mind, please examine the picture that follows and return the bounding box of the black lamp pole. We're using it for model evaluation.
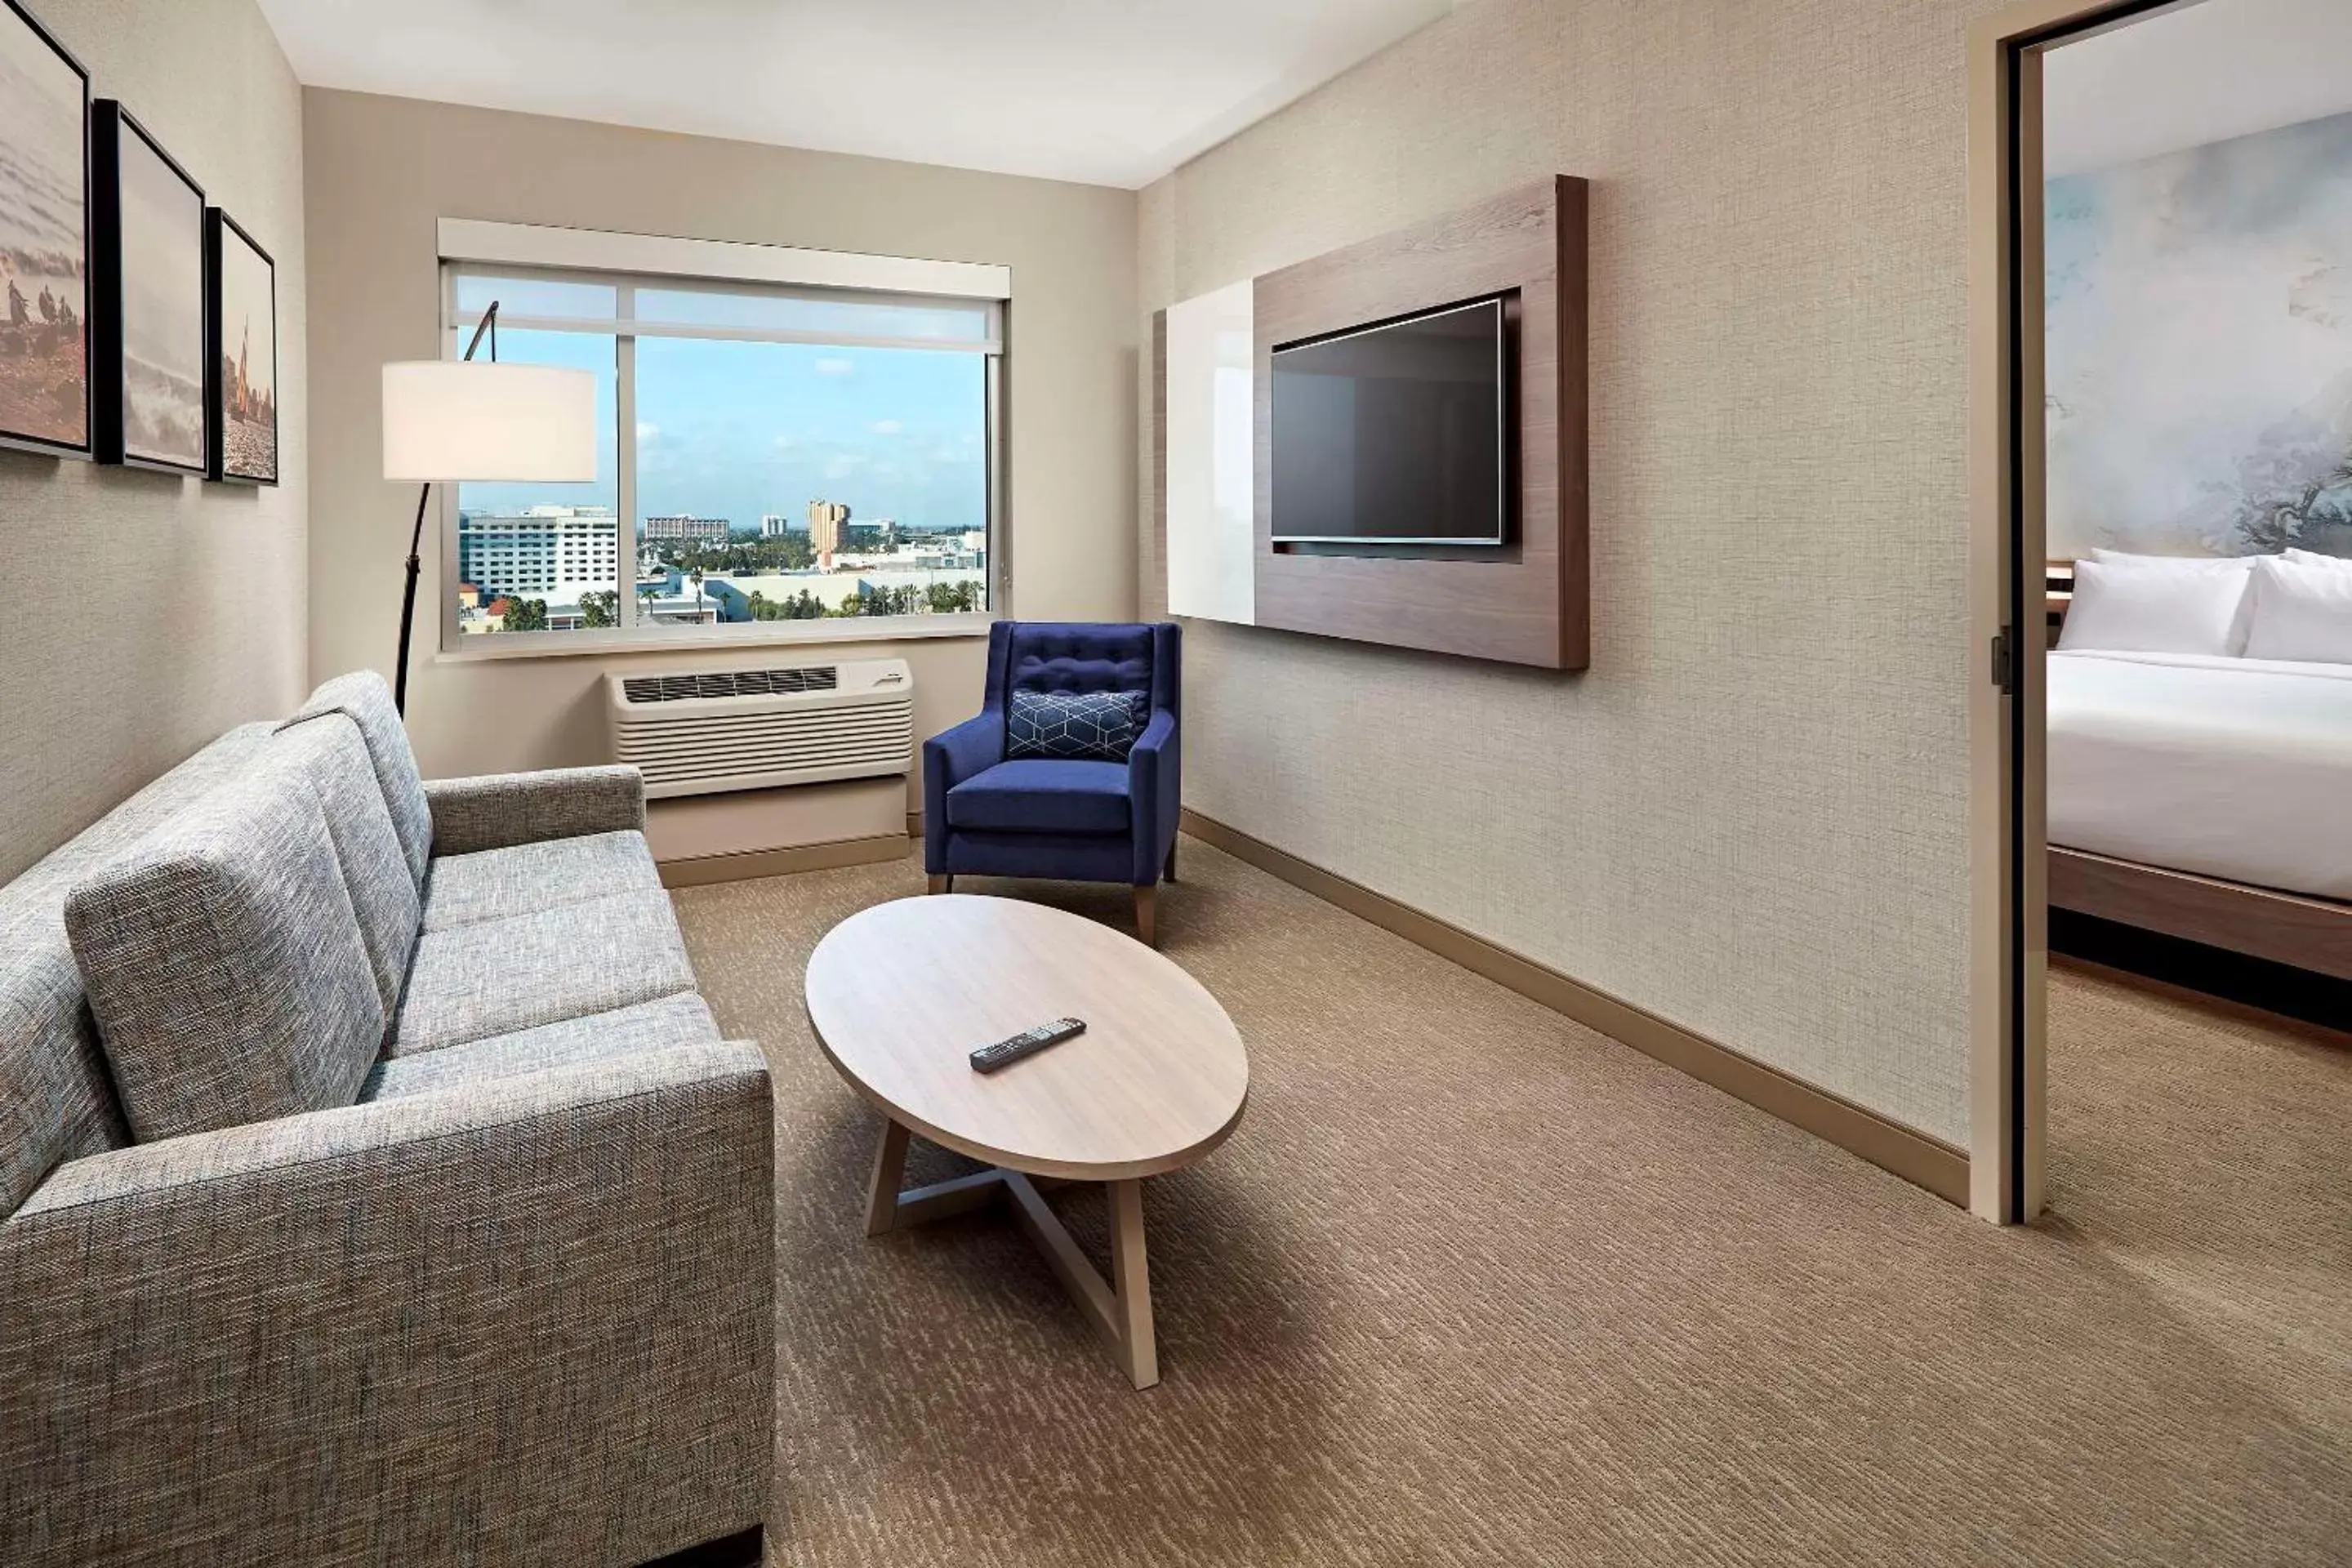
[394,301,501,716]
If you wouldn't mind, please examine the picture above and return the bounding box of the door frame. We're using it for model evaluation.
[1965,0,2209,1223]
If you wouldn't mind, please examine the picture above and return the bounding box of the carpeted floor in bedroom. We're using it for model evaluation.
[666,835,2352,1567]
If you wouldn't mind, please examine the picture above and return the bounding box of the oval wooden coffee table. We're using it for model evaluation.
[805,894,1250,1390]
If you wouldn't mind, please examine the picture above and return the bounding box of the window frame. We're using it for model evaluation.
[433,237,1009,659]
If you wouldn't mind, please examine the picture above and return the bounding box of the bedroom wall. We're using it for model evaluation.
[2044,108,2352,561]
[302,88,1138,796]
[0,0,308,884]
[1139,0,2012,1148]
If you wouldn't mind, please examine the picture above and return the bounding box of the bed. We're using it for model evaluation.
[2047,647,2352,980]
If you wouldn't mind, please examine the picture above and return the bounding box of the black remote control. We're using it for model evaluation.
[970,1018,1086,1073]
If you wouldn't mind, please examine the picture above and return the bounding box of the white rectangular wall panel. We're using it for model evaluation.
[1164,281,1258,626]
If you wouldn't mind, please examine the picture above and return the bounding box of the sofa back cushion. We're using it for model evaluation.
[0,725,275,1216]
[272,714,423,1012]
[65,756,385,1143]
[283,670,431,887]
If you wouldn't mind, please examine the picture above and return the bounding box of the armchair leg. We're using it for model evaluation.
[1134,884,1158,948]
[1165,840,1178,883]
[929,875,952,894]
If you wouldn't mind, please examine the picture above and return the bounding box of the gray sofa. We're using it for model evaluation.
[0,672,773,1566]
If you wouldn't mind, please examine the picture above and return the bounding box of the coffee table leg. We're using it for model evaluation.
[866,1138,1164,1391]
[1108,1178,1157,1390]
[865,1119,911,1236]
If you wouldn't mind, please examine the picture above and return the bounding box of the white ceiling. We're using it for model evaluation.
[2043,0,2352,177]
[255,0,1457,189]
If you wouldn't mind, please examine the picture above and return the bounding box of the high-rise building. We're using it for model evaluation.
[642,514,731,548]
[457,506,621,601]
[760,514,793,538]
[808,499,851,564]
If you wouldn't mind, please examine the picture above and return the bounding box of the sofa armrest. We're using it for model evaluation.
[425,764,647,856]
[1128,708,1181,885]
[923,711,1003,871]
[1,1041,774,1564]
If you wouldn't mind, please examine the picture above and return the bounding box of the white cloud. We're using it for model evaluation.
[870,419,903,435]
[824,454,870,479]
[635,421,660,443]
[813,357,856,377]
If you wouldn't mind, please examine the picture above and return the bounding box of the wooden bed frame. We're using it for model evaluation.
[2048,846,2352,983]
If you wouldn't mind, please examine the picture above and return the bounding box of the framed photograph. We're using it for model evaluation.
[91,100,206,474]
[205,209,276,484]
[0,0,91,457]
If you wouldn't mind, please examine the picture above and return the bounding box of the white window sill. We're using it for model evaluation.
[433,612,996,664]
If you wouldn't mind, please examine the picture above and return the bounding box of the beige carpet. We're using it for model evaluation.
[670,839,2352,1566]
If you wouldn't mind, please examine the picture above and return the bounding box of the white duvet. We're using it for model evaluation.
[2047,649,2352,901]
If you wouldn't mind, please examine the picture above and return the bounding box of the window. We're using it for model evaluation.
[440,252,1001,644]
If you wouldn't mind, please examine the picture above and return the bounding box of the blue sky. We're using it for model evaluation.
[461,329,987,535]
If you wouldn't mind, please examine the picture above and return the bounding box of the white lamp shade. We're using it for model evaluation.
[381,361,598,482]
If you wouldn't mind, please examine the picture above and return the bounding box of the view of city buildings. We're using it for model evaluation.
[642,514,729,549]
[454,500,987,635]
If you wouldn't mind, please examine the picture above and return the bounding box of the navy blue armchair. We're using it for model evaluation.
[924,621,1182,944]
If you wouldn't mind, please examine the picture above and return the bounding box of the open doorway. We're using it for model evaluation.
[1975,0,2352,1361]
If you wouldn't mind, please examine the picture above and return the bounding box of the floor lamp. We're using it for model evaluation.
[381,304,598,715]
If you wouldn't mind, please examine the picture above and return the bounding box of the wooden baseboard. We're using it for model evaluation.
[658,833,910,889]
[1180,809,1970,1206]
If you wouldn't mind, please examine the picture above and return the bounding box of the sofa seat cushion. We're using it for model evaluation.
[391,891,698,1057]
[64,761,384,1143]
[360,991,721,1101]
[946,760,1130,835]
[422,830,662,933]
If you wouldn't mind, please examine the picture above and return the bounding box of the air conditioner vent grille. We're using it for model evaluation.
[605,657,910,800]
[621,666,838,704]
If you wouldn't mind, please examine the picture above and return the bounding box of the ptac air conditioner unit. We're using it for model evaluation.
[604,659,914,800]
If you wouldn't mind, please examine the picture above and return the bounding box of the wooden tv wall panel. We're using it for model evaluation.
[1160,176,1588,669]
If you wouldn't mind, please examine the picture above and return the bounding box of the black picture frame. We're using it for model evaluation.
[91,99,207,474]
[204,208,277,485]
[0,0,92,459]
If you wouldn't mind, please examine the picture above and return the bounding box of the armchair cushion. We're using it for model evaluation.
[64,763,383,1143]
[947,759,1132,835]
[1006,688,1149,762]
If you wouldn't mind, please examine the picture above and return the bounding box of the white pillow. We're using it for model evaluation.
[2086,548,2256,573]
[2283,547,2352,572]
[2058,557,2253,657]
[2245,555,2352,664]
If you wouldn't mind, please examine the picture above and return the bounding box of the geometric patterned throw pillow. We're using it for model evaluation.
[1006,688,1149,762]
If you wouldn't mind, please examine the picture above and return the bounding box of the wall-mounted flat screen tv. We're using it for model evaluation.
[1271,295,1509,546]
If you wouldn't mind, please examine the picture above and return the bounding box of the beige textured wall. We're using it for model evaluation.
[0,0,307,883]
[1141,0,2004,1146]
[303,89,1138,809]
